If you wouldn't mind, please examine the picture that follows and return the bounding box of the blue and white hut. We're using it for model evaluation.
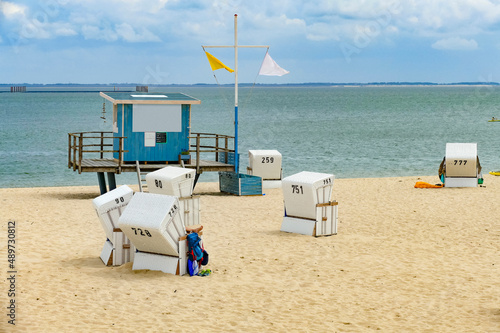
[100,92,200,163]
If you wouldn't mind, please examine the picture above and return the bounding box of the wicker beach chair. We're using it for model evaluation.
[440,143,482,187]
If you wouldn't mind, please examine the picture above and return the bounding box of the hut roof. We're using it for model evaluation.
[100,92,201,105]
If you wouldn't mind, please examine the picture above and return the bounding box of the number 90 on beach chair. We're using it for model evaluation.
[280,171,338,237]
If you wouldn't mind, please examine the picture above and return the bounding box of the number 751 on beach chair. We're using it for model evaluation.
[439,143,483,188]
[280,171,338,237]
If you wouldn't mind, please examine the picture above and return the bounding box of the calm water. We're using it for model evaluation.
[1,85,500,188]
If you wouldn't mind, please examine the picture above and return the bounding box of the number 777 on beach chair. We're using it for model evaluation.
[280,171,338,237]
[439,143,483,188]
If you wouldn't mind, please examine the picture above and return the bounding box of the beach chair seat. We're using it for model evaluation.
[280,171,338,236]
[441,143,482,187]
[100,229,136,266]
[132,227,205,276]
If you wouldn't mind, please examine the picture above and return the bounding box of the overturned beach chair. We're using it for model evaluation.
[92,185,136,266]
[118,192,189,275]
[146,166,200,226]
[281,171,338,237]
[247,150,283,189]
[440,143,482,188]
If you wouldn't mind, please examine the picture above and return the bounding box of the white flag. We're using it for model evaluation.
[258,51,289,76]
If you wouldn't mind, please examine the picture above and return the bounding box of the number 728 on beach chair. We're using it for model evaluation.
[118,192,195,275]
[439,143,482,188]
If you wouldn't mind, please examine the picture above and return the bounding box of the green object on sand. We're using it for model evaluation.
[199,269,211,276]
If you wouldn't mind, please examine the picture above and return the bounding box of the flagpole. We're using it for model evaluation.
[202,16,272,175]
[234,14,239,174]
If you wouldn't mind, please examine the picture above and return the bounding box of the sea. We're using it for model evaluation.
[1,85,500,188]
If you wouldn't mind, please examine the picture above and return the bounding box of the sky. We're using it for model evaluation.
[1,0,500,85]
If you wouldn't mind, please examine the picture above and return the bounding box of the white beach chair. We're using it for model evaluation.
[118,192,189,275]
[247,150,283,188]
[146,166,196,197]
[281,171,338,236]
[146,166,201,226]
[92,185,136,266]
[441,143,482,188]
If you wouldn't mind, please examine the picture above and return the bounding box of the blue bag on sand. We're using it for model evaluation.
[188,259,199,276]
[187,232,203,261]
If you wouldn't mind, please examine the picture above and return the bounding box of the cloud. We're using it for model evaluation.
[306,22,339,42]
[3,0,500,84]
[432,37,478,50]
[82,25,118,42]
[52,23,78,37]
[394,1,500,36]
[81,23,161,42]
[115,23,161,42]
[0,1,27,18]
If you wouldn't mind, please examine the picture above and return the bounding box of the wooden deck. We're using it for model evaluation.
[77,158,235,174]
[68,131,236,176]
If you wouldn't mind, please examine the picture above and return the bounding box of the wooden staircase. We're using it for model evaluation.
[135,161,148,192]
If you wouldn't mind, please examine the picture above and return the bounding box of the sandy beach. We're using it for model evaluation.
[1,175,499,332]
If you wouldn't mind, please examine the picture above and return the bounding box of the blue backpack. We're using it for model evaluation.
[187,232,203,262]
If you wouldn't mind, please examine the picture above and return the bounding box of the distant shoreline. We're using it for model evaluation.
[1,82,499,89]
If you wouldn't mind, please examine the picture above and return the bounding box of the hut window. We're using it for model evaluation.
[132,104,182,132]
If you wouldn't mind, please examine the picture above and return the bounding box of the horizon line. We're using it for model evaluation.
[1,81,500,87]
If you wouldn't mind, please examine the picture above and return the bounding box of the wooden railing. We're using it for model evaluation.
[68,131,127,174]
[189,132,235,173]
[68,131,233,174]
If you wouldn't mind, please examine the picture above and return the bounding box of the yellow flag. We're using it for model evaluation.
[205,51,234,73]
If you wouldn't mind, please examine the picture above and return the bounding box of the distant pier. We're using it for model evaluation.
[10,86,26,92]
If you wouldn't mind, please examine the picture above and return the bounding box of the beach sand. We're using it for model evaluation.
[1,175,499,332]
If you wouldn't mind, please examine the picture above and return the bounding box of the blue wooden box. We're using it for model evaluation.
[219,172,262,196]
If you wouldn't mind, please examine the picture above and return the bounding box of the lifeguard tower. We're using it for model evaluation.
[68,91,236,194]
